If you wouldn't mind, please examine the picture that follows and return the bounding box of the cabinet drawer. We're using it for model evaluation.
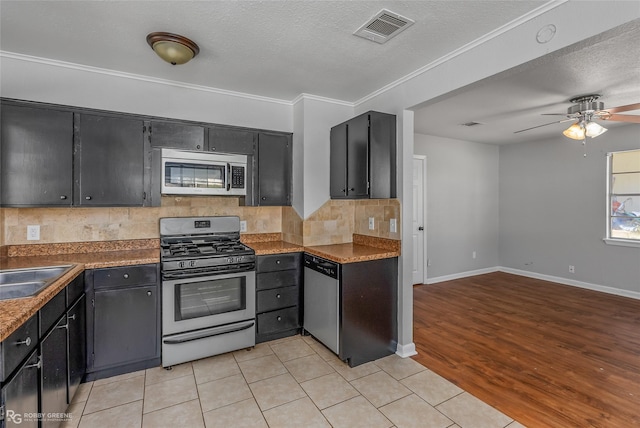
[257,286,298,313]
[1,315,38,383]
[257,253,300,273]
[256,270,298,291]
[66,273,84,305]
[39,288,66,336]
[93,264,157,289]
[257,307,298,336]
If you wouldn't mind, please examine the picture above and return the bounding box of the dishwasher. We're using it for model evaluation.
[303,254,340,354]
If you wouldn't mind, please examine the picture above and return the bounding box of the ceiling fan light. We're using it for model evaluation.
[584,121,608,138]
[562,122,586,140]
[147,32,199,65]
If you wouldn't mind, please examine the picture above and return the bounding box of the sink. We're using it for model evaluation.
[0,265,74,300]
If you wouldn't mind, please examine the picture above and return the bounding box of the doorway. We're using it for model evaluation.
[412,155,426,284]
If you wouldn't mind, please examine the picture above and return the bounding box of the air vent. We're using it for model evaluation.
[354,9,415,44]
[461,121,483,127]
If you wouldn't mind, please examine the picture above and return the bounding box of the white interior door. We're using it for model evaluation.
[412,156,426,284]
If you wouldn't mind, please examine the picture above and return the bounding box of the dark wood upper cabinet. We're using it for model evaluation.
[149,121,205,151]
[330,111,396,199]
[76,114,145,206]
[257,132,291,206]
[209,127,256,154]
[1,103,73,206]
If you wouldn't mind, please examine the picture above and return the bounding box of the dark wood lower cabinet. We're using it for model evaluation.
[40,318,68,428]
[67,295,86,402]
[0,274,86,428]
[85,264,160,381]
[255,253,302,343]
[1,351,39,428]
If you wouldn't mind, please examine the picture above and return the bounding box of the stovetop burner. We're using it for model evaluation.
[160,216,255,277]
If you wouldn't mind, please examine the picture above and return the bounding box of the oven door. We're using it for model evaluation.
[162,270,255,336]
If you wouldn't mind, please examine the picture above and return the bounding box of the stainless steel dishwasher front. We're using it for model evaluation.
[303,254,340,355]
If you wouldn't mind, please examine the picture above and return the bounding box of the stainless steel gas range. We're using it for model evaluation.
[159,216,256,367]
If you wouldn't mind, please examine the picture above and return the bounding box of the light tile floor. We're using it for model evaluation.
[61,335,527,428]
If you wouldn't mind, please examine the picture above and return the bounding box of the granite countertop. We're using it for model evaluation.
[245,240,304,255]
[0,242,160,342]
[0,234,399,341]
[304,242,400,264]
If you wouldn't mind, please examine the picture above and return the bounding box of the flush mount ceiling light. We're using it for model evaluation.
[146,32,200,65]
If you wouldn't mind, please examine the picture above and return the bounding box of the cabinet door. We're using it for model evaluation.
[77,114,145,206]
[368,112,396,198]
[150,121,205,150]
[40,317,68,428]
[257,133,291,206]
[67,295,86,404]
[1,351,39,428]
[346,114,369,198]
[329,122,348,199]
[208,127,256,154]
[1,103,73,206]
[93,285,158,370]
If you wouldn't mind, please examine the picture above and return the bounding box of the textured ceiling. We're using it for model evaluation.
[1,2,638,145]
[0,0,545,102]
[413,20,640,144]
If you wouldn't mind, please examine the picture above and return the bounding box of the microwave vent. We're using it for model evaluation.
[354,9,415,44]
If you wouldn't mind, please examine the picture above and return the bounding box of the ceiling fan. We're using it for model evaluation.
[514,94,640,140]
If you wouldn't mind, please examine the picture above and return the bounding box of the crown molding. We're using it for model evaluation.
[292,93,354,108]
[0,51,293,106]
[354,0,567,106]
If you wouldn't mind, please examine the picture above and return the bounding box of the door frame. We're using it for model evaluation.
[413,154,427,285]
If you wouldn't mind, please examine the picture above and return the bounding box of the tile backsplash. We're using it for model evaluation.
[1,197,281,245]
[1,197,400,246]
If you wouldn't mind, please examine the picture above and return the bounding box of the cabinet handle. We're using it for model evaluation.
[261,197,266,200]
[418,226,424,231]
[277,316,282,321]
[147,291,152,296]
[350,188,355,191]
[68,314,76,321]
[85,196,92,200]
[276,294,281,299]
[341,189,346,193]
[60,195,67,200]
[211,147,216,151]
[57,323,69,330]
[15,336,31,347]
[196,145,201,149]
[123,273,129,279]
[24,357,42,370]
[275,260,280,264]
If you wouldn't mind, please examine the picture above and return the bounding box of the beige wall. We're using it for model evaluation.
[1,197,400,246]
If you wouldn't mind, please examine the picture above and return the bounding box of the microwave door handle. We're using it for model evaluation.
[226,163,231,191]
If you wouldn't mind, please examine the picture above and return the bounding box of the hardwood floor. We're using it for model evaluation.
[411,272,640,428]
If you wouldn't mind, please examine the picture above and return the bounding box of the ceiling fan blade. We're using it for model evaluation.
[601,113,640,123]
[603,102,640,114]
[514,118,574,134]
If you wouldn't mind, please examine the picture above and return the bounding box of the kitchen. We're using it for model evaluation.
[1,2,639,427]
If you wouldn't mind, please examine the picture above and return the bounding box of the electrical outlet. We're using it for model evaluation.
[569,265,575,273]
[390,218,397,233]
[240,221,247,232]
[472,251,477,259]
[27,225,40,241]
[368,217,375,230]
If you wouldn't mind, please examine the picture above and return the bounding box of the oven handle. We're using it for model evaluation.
[163,320,255,344]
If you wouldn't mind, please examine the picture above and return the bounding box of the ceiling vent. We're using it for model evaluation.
[461,121,483,127]
[354,9,415,44]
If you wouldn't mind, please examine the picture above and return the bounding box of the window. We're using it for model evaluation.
[606,149,640,246]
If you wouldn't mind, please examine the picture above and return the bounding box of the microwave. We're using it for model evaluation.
[159,148,247,196]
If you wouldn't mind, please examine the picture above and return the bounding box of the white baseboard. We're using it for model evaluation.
[396,342,417,358]
[425,267,499,284]
[498,266,640,300]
